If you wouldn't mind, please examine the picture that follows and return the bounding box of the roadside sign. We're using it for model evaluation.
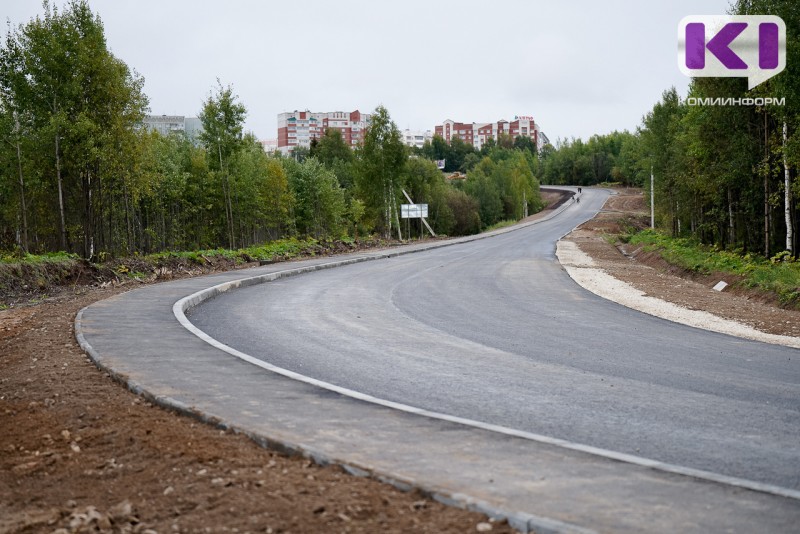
[401,204,428,219]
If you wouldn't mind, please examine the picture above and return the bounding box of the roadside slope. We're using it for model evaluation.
[558,189,800,345]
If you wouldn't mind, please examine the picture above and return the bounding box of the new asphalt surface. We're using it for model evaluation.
[77,188,800,532]
[191,189,800,491]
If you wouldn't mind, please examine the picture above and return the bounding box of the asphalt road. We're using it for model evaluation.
[189,188,800,491]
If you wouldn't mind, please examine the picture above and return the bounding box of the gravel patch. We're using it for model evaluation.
[557,240,800,349]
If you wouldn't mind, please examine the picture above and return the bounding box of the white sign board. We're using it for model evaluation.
[401,204,429,219]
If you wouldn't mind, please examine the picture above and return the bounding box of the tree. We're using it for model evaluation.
[199,81,246,249]
[227,134,294,246]
[260,157,294,241]
[311,128,353,168]
[640,88,687,236]
[285,158,346,238]
[513,135,537,154]
[0,103,31,251]
[355,105,406,238]
[404,157,453,235]
[444,188,481,235]
[464,159,503,227]
[0,0,148,256]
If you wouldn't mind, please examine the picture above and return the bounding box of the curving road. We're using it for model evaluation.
[189,188,800,491]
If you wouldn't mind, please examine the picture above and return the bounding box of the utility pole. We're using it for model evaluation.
[523,191,528,218]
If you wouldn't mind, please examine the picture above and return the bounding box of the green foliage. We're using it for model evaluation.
[464,152,542,228]
[483,220,518,232]
[443,188,481,235]
[0,0,149,256]
[285,158,346,239]
[540,131,641,187]
[143,237,321,264]
[0,4,549,253]
[310,128,353,168]
[538,0,799,259]
[403,157,454,235]
[198,80,247,249]
[0,251,78,264]
[611,0,800,256]
[355,105,407,237]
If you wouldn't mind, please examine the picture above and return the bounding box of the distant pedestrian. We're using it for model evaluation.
[578,186,582,193]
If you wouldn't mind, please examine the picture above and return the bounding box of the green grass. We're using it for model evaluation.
[484,220,518,232]
[629,229,800,307]
[0,251,79,264]
[142,237,323,265]
[1,236,386,301]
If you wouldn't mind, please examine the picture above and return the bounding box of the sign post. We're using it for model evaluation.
[401,190,436,238]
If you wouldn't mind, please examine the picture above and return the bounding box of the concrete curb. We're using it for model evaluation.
[171,247,800,505]
[555,238,800,350]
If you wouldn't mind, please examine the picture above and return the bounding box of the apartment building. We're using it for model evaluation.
[401,129,433,149]
[277,110,371,154]
[434,116,539,151]
[260,139,279,153]
[142,115,203,142]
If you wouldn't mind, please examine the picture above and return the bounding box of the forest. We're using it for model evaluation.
[8,0,796,261]
[0,1,543,259]
[539,0,799,258]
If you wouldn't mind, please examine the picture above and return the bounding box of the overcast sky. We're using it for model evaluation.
[4,0,732,143]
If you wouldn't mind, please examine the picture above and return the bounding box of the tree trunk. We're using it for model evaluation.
[223,173,235,249]
[391,188,402,241]
[123,182,132,255]
[784,121,793,253]
[55,132,67,251]
[728,188,735,245]
[383,181,391,239]
[765,173,770,257]
[764,112,770,257]
[82,171,94,258]
[14,128,29,252]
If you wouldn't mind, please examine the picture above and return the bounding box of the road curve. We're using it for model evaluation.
[189,188,800,492]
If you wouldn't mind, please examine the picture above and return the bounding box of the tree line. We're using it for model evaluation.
[539,0,799,258]
[0,1,544,258]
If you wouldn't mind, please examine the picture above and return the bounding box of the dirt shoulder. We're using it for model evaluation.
[562,188,800,339]
[0,285,515,533]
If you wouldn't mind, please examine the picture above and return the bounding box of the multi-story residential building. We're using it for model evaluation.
[142,115,187,136]
[141,115,204,143]
[184,117,203,141]
[434,116,539,151]
[260,139,279,153]
[277,110,372,154]
[401,129,433,149]
[537,130,551,150]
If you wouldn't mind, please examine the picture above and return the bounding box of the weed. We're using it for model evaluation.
[484,220,517,232]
